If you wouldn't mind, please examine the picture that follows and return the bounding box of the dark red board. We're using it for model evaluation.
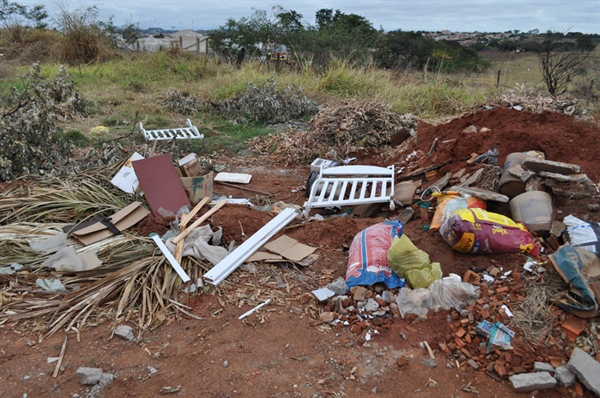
[132,154,191,218]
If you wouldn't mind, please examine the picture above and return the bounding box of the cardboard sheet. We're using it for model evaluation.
[133,154,191,217]
[263,235,316,262]
[394,180,421,205]
[111,152,144,194]
[67,202,149,246]
[180,172,214,204]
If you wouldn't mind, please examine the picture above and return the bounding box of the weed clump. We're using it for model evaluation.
[214,78,319,124]
[161,89,199,115]
[0,63,86,180]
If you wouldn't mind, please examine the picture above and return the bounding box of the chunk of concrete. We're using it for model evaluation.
[509,372,556,392]
[554,366,576,387]
[449,186,509,203]
[327,277,349,295]
[459,168,484,187]
[364,298,380,312]
[523,158,581,175]
[114,325,135,342]
[567,347,600,396]
[421,358,438,368]
[76,367,103,385]
[98,373,114,387]
[381,290,392,304]
[539,171,572,182]
[533,362,554,373]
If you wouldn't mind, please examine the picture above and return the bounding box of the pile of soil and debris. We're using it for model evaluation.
[2,103,600,398]
[249,100,419,165]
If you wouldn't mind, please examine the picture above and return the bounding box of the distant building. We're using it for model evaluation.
[136,29,210,53]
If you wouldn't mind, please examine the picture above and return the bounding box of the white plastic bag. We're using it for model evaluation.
[395,280,480,318]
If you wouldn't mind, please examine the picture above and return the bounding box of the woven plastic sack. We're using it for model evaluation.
[430,192,486,230]
[346,220,406,289]
[440,208,538,255]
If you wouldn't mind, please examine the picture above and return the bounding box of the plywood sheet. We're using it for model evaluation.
[133,154,191,218]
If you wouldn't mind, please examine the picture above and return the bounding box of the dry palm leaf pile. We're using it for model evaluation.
[248,100,419,166]
[0,166,217,340]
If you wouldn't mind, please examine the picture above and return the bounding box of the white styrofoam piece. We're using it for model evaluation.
[177,153,197,166]
[110,152,144,194]
[214,172,252,184]
[312,287,335,301]
[204,208,298,285]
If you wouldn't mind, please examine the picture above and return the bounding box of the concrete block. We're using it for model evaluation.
[539,171,572,182]
[98,373,114,388]
[76,367,103,385]
[554,366,576,387]
[550,221,566,237]
[449,186,509,203]
[509,372,556,392]
[533,362,554,373]
[522,158,581,175]
[327,277,349,295]
[114,325,135,342]
[353,286,368,302]
[567,347,600,396]
[381,290,392,304]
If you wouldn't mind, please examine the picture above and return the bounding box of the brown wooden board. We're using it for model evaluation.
[133,154,191,218]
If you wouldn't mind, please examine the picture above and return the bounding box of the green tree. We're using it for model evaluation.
[0,0,47,29]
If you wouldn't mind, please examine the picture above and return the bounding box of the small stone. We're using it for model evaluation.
[421,358,438,369]
[463,125,478,133]
[114,325,135,342]
[223,361,229,367]
[353,286,368,302]
[467,359,480,370]
[396,357,407,368]
[588,203,600,212]
[319,312,336,323]
[533,362,554,373]
[148,366,158,376]
[299,293,311,304]
[489,267,501,277]
[76,367,103,386]
[381,291,392,303]
[480,127,491,133]
[554,366,576,387]
[364,298,380,312]
[327,277,349,295]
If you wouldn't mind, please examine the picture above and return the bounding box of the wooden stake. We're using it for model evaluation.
[52,336,67,378]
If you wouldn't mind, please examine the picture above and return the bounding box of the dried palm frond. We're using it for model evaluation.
[0,167,133,225]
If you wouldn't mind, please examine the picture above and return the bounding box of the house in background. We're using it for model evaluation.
[136,29,210,54]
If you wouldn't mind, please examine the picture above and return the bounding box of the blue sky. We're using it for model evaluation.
[15,0,600,34]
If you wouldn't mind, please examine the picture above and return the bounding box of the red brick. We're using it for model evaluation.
[574,381,584,397]
[512,273,522,284]
[456,328,466,338]
[494,362,507,378]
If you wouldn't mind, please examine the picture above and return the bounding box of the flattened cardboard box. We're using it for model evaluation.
[66,202,150,246]
[180,171,214,205]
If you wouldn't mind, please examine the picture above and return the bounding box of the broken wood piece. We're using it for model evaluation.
[426,138,439,156]
[423,341,435,360]
[183,196,211,225]
[172,199,227,244]
[151,233,191,283]
[429,172,452,191]
[466,153,479,165]
[397,161,450,181]
[52,336,67,378]
[215,181,272,196]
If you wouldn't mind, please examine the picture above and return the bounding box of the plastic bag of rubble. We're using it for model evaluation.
[563,215,600,257]
[346,220,406,289]
[396,280,480,318]
[387,234,442,289]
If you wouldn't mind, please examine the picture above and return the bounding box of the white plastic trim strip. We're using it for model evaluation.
[203,208,298,286]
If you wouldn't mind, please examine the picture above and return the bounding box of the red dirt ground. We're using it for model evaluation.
[1,107,599,398]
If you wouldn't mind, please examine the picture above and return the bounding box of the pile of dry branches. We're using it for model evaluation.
[248,100,418,166]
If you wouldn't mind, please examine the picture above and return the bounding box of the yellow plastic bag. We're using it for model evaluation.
[387,234,443,289]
